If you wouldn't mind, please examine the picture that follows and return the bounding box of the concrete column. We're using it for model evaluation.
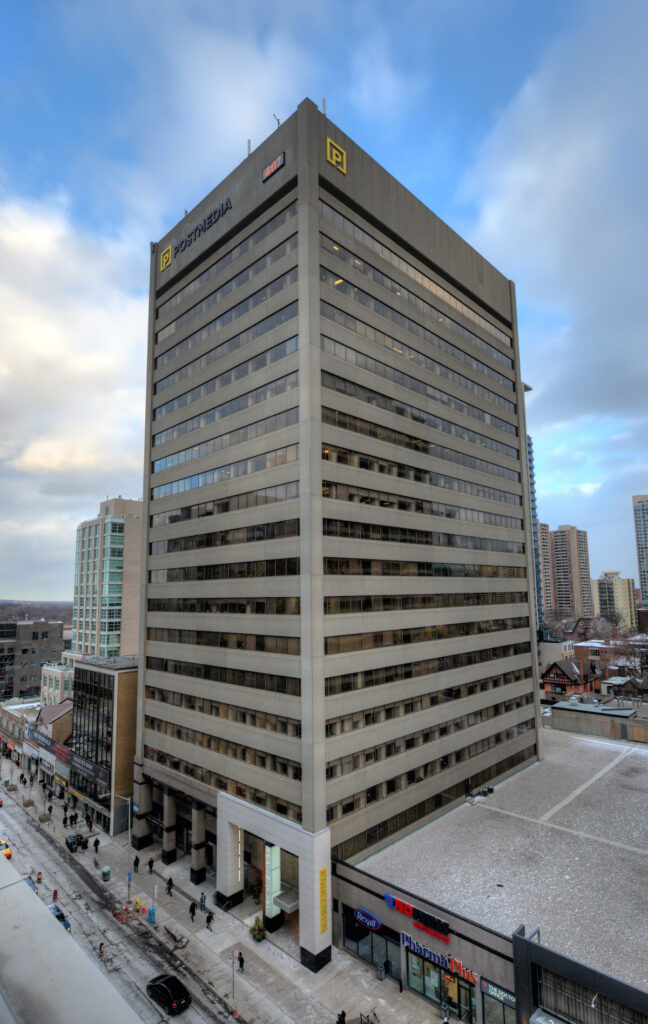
[162,786,177,865]
[215,816,244,909]
[190,799,206,884]
[131,760,153,850]
[297,828,332,972]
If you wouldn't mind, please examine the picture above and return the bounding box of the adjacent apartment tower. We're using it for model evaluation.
[133,100,540,971]
[72,498,143,658]
[633,495,648,604]
[540,524,593,621]
[591,572,637,632]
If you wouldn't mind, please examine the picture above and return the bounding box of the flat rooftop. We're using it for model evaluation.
[360,729,648,990]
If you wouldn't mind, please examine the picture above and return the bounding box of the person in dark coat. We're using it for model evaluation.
[189,901,197,922]
[166,877,174,896]
[238,951,244,973]
[133,855,140,873]
[148,857,154,874]
[206,911,214,931]
[93,837,100,855]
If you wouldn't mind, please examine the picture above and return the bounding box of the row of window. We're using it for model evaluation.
[321,299,513,396]
[153,368,298,447]
[157,234,298,346]
[156,201,297,325]
[325,641,532,695]
[325,670,532,733]
[149,557,300,584]
[322,373,520,483]
[322,336,516,451]
[326,701,534,777]
[148,596,300,616]
[322,475,522,530]
[325,557,526,579]
[147,626,300,655]
[331,745,536,859]
[319,200,512,348]
[151,442,298,500]
[152,407,298,474]
[150,480,299,528]
[324,591,527,615]
[145,716,302,778]
[325,617,529,655]
[323,518,525,554]
[154,334,298,421]
[150,517,299,555]
[146,655,300,696]
[144,684,301,733]
[322,330,515,442]
[322,407,521,505]
[320,262,514,375]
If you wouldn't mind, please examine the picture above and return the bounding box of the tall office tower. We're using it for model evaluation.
[133,100,539,971]
[633,495,648,603]
[526,436,542,631]
[538,523,555,621]
[592,571,637,631]
[551,525,593,619]
[72,498,143,658]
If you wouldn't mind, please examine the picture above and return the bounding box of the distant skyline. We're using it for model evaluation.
[1,1,647,598]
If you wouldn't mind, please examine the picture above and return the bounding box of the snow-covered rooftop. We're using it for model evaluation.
[359,729,648,990]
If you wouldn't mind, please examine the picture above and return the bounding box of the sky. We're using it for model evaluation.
[1,0,647,600]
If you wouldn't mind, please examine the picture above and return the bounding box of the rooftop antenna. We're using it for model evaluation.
[322,97,327,116]
[247,139,251,157]
[273,114,280,127]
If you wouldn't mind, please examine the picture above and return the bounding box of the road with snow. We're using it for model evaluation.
[0,794,229,1022]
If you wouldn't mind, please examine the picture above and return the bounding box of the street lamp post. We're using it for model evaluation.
[113,793,132,904]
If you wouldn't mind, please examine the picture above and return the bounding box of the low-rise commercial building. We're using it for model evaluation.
[0,620,63,699]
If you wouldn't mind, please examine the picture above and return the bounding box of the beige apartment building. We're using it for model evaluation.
[542,524,593,620]
[592,571,637,631]
[72,497,143,658]
[132,100,540,972]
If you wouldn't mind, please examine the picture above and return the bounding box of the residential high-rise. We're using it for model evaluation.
[538,522,555,621]
[132,100,539,971]
[591,571,637,631]
[526,436,542,630]
[632,495,648,603]
[550,525,593,619]
[72,498,143,658]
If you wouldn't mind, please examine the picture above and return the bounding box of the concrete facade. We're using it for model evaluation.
[134,99,539,970]
[550,525,593,620]
[633,495,648,604]
[72,497,143,659]
[592,570,637,631]
[0,621,63,700]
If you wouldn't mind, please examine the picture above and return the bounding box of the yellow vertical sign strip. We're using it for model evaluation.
[319,867,328,933]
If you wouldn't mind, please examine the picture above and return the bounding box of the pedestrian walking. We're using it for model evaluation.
[93,837,100,855]
[63,813,68,828]
[336,1012,347,1024]
[89,818,94,831]
[206,911,213,931]
[47,803,52,816]
[166,877,174,896]
[199,891,206,912]
[98,942,104,958]
[147,857,154,874]
[189,901,197,923]
[238,951,245,973]
[133,855,140,873]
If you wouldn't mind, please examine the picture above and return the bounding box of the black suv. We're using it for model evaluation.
[64,831,85,852]
[146,975,191,1015]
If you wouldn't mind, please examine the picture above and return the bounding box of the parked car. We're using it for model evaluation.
[146,975,191,1015]
[48,903,71,931]
[0,838,11,859]
[24,875,39,893]
[64,831,85,852]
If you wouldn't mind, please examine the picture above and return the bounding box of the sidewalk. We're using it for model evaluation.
[2,761,440,1024]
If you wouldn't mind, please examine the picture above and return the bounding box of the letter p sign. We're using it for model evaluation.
[326,137,347,175]
[160,245,173,272]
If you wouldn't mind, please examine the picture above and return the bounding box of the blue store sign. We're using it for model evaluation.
[354,908,382,931]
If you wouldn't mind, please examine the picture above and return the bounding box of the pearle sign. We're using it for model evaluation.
[354,908,381,931]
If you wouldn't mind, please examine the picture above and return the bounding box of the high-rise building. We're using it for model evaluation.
[526,436,542,630]
[132,100,539,971]
[550,525,593,619]
[71,498,143,658]
[538,522,555,622]
[632,495,648,603]
[591,571,637,631]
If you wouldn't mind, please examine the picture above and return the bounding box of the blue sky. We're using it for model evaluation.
[1,0,647,599]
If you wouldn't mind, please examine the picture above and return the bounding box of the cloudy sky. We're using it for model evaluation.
[1,0,647,599]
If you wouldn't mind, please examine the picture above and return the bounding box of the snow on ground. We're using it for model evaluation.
[360,729,648,990]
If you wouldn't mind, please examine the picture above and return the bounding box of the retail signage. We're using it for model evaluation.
[40,751,56,773]
[401,933,477,985]
[262,152,285,182]
[319,867,328,934]
[354,908,381,931]
[481,980,516,1008]
[385,893,450,942]
[22,741,39,759]
[264,844,281,918]
[70,752,110,789]
[26,726,71,766]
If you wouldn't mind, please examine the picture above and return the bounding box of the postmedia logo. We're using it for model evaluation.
[326,137,347,174]
[160,245,173,273]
